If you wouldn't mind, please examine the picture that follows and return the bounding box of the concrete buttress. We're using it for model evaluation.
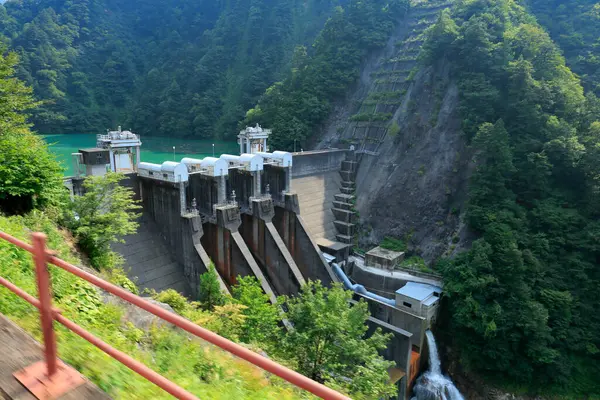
[273,193,338,285]
[240,198,305,296]
[201,204,278,304]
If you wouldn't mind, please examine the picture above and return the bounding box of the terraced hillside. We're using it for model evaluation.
[345,0,454,156]
[318,0,470,261]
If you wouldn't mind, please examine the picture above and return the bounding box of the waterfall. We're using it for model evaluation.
[426,331,442,375]
[411,331,464,400]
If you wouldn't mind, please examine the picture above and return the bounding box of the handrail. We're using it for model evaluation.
[0,231,350,400]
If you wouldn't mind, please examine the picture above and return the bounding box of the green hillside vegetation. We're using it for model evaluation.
[423,0,600,396]
[0,215,395,399]
[0,0,345,137]
[244,0,409,150]
[527,0,600,96]
[0,214,311,399]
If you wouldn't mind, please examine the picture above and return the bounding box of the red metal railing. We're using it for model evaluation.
[0,231,350,400]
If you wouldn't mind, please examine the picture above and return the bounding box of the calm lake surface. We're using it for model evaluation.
[42,133,238,176]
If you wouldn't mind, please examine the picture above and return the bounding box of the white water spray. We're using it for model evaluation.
[411,331,464,400]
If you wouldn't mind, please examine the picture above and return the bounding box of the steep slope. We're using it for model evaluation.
[315,0,600,395]
[317,0,468,263]
[111,212,191,296]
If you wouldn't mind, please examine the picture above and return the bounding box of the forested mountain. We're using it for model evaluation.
[0,0,348,136]
[422,1,600,394]
[527,0,600,95]
[1,0,600,397]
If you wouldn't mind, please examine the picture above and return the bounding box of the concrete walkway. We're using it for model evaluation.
[352,256,443,287]
[0,314,110,399]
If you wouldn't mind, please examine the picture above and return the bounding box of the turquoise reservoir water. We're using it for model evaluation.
[42,134,238,176]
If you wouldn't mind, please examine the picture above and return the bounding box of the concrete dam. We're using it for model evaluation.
[69,126,444,399]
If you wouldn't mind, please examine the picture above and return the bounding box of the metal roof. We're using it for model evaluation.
[423,296,439,306]
[396,282,442,301]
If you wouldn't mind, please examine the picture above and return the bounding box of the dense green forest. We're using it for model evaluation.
[527,0,600,96]
[424,0,600,396]
[244,0,408,149]
[0,0,347,137]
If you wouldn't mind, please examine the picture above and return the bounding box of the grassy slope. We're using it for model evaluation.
[0,212,311,400]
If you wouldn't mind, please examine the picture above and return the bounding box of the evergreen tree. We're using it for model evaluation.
[198,264,226,311]
[424,0,600,393]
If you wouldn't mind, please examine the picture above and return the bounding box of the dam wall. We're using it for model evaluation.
[111,212,191,295]
[292,149,349,177]
[292,172,340,241]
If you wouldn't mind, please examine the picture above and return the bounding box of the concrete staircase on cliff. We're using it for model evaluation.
[292,155,358,261]
[347,0,453,156]
[332,159,358,246]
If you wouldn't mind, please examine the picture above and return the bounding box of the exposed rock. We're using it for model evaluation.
[103,294,175,330]
[319,60,476,263]
[316,3,476,264]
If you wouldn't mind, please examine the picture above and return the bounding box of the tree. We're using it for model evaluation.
[198,264,226,311]
[279,281,395,400]
[244,0,409,150]
[67,172,141,268]
[421,9,459,63]
[467,120,516,231]
[0,45,64,213]
[232,275,280,345]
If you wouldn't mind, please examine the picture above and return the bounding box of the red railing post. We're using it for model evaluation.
[32,232,58,377]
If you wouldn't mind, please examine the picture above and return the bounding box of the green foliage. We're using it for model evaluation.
[423,0,600,395]
[106,268,139,295]
[398,256,429,273]
[0,45,64,213]
[66,173,141,269]
[0,213,308,399]
[388,121,401,137]
[380,236,407,252]
[278,281,395,400]
[198,264,226,311]
[528,0,600,96]
[154,289,189,314]
[420,9,459,64]
[0,0,346,138]
[244,0,409,150]
[349,112,393,122]
[232,275,280,346]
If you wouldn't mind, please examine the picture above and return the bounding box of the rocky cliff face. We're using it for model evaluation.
[316,0,475,263]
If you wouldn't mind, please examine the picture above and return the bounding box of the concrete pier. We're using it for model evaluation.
[201,204,278,304]
[273,193,337,285]
[240,198,305,296]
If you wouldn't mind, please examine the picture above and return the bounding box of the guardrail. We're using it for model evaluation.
[0,231,349,400]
